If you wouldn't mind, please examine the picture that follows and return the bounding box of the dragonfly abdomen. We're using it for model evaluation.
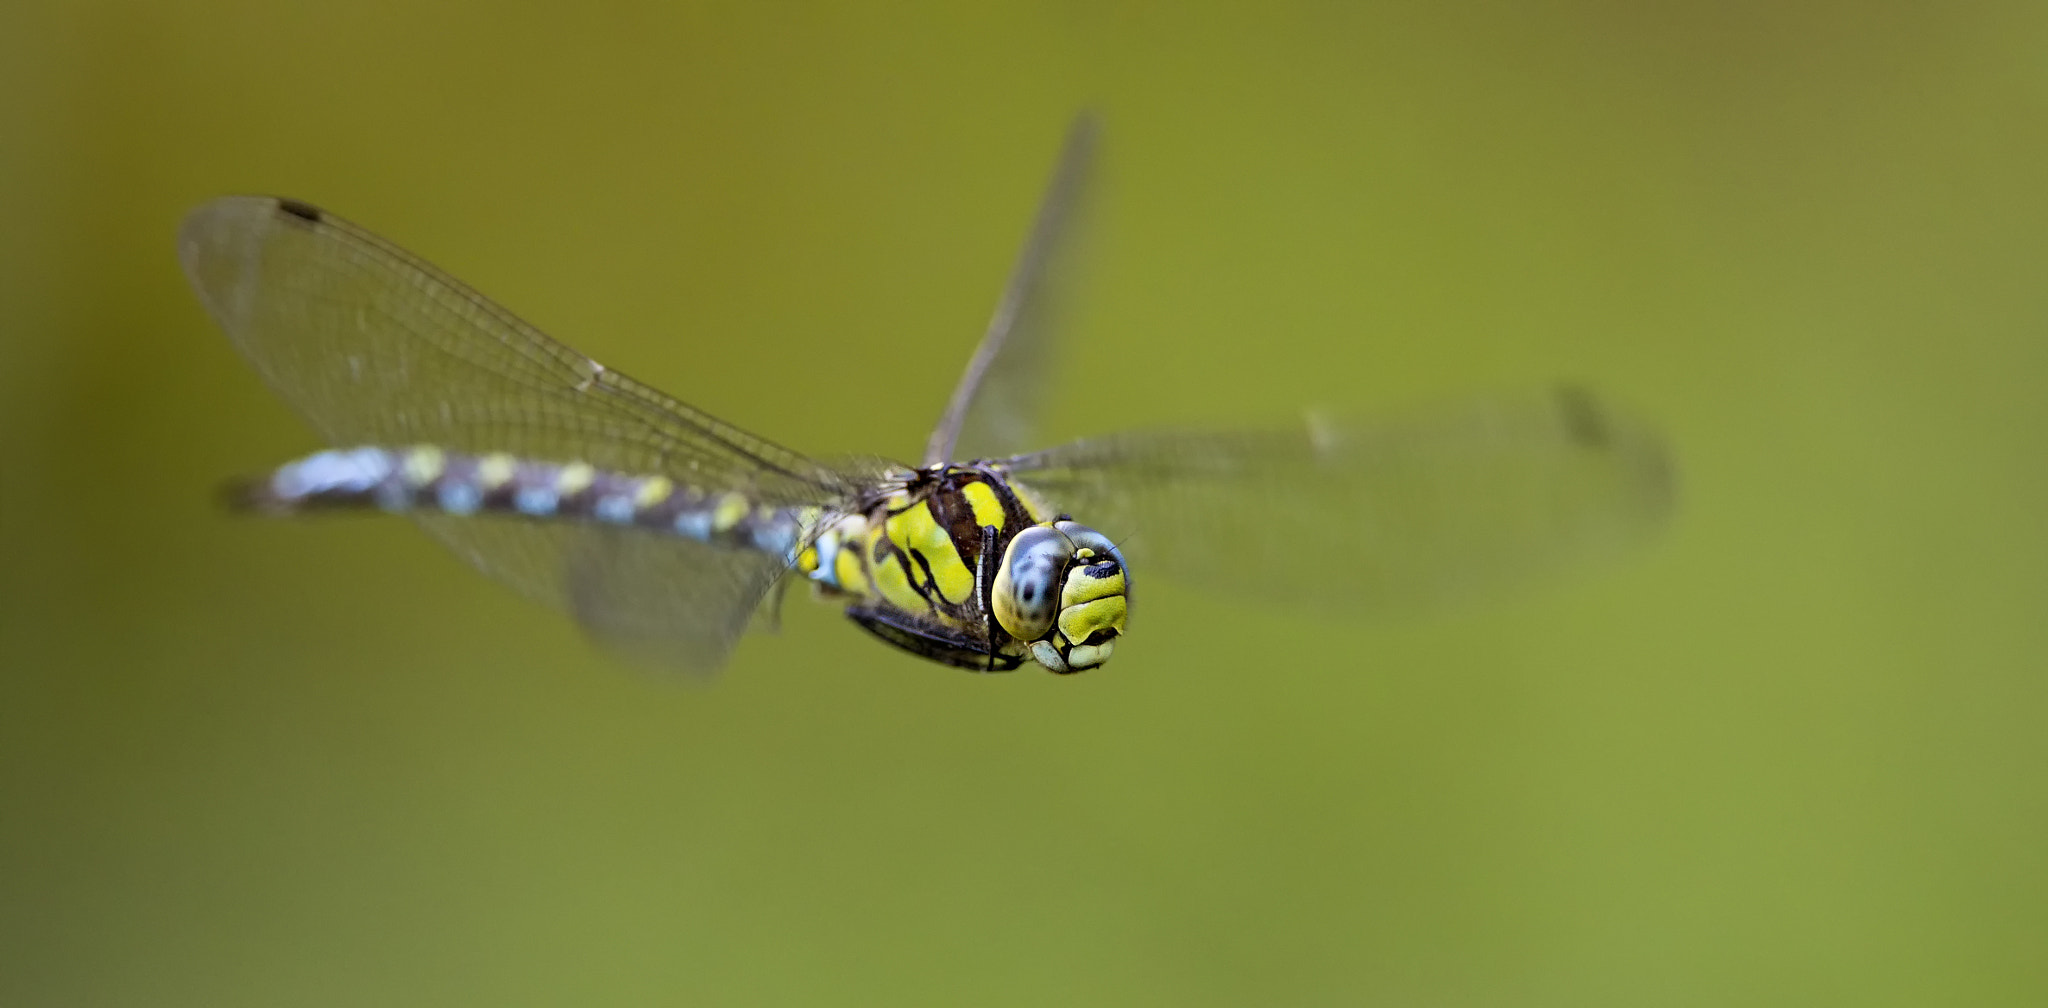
[234,445,811,556]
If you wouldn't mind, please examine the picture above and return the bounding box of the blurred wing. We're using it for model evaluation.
[180,196,871,671]
[410,515,792,674]
[923,114,1100,466]
[562,524,795,672]
[1005,385,1675,613]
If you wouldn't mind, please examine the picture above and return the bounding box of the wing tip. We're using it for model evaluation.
[1550,382,1681,525]
[273,198,323,224]
[177,195,326,266]
[1552,383,1615,449]
[179,196,335,331]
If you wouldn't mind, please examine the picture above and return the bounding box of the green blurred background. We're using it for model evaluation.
[6,2,2047,1005]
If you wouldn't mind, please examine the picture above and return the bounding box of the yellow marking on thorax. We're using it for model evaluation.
[867,523,924,613]
[960,480,1006,532]
[885,500,973,606]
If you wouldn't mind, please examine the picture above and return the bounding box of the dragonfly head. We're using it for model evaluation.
[991,520,1129,673]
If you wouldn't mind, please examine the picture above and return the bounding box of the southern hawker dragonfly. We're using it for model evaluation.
[179,118,1672,675]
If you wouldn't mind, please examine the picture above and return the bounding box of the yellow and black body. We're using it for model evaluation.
[799,462,1129,673]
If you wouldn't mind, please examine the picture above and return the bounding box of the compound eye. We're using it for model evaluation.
[1053,521,1126,568]
[992,524,1075,643]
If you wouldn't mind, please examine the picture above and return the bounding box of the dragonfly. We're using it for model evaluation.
[179,117,1673,675]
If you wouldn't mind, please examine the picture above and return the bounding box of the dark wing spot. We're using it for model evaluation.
[1555,384,1610,449]
[276,199,323,224]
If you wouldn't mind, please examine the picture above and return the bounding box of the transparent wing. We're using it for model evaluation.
[1004,385,1675,614]
[412,514,791,674]
[562,523,794,672]
[924,113,1100,466]
[179,197,860,501]
[180,196,872,670]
